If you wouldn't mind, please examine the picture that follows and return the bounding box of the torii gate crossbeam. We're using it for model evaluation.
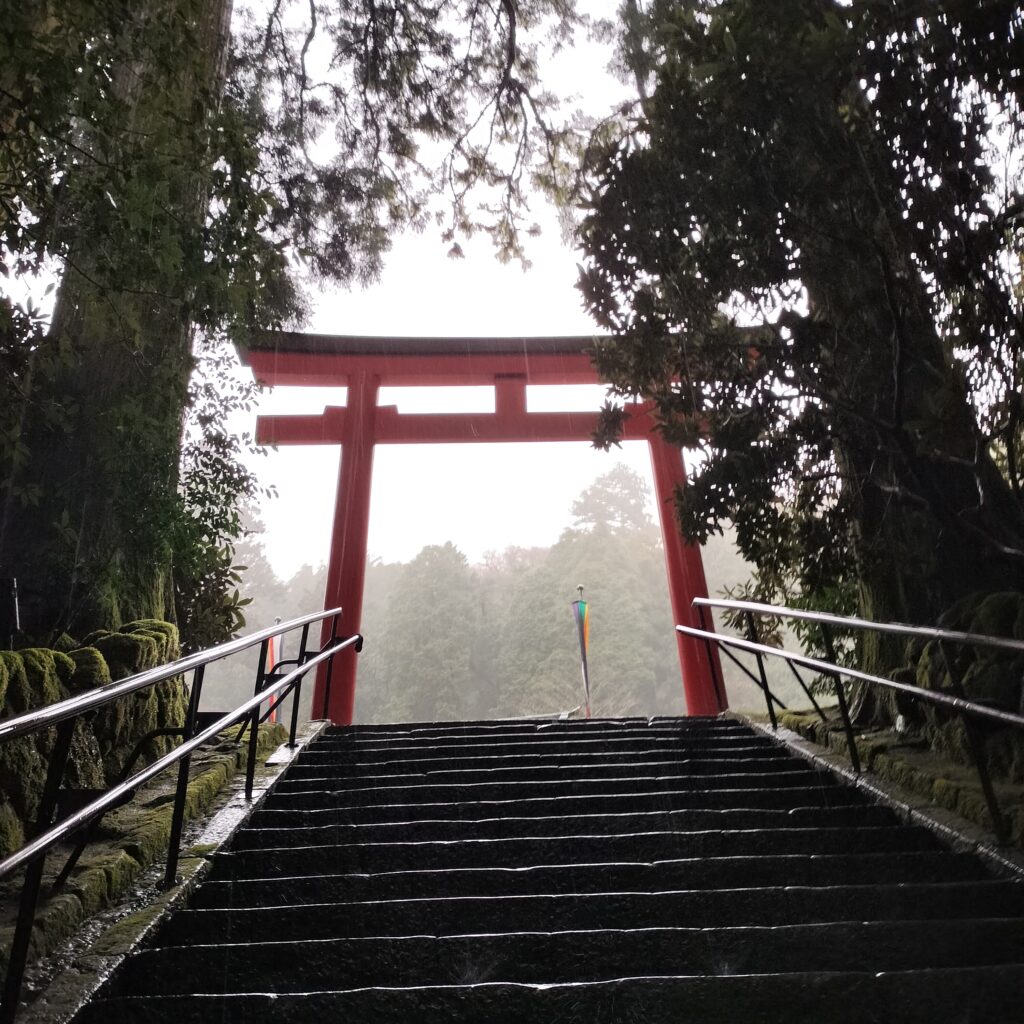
[240,333,727,724]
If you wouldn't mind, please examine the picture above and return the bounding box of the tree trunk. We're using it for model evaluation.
[0,0,234,639]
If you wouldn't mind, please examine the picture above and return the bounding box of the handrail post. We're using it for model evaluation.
[744,611,778,730]
[289,623,311,747]
[0,719,75,1024]
[820,624,861,774]
[163,665,204,889]
[320,613,340,721]
[697,604,728,711]
[938,641,1007,844]
[244,640,270,801]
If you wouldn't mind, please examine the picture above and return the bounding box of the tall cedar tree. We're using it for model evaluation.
[579,0,1024,672]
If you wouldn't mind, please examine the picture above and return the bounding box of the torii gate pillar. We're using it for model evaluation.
[318,372,378,723]
[649,435,727,715]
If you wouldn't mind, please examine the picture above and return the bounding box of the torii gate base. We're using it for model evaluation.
[242,334,727,724]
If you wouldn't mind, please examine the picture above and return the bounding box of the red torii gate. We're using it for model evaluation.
[239,333,727,724]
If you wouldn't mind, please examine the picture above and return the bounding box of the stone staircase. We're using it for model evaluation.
[73,717,1024,1022]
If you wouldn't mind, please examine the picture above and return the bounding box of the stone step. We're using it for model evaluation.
[270,770,839,806]
[321,716,742,740]
[67,715,1022,1024]
[283,755,810,784]
[266,783,866,817]
[192,850,991,906]
[294,744,795,771]
[225,825,940,870]
[245,802,899,839]
[155,880,1024,946]
[73,966,1024,1024]
[309,734,780,760]
[100,919,1024,996]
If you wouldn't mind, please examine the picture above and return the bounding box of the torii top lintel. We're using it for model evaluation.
[238,331,603,387]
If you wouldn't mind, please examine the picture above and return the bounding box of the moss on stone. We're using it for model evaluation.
[121,619,179,652]
[91,631,157,681]
[51,633,78,654]
[20,648,75,702]
[779,708,1024,848]
[891,591,1024,784]
[0,734,47,821]
[0,800,24,859]
[95,849,144,894]
[65,719,106,792]
[89,886,183,956]
[0,651,30,715]
[0,627,286,977]
[67,647,111,693]
[120,808,174,866]
[66,863,114,918]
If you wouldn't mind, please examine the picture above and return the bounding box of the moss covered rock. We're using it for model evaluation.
[88,623,186,781]
[896,590,1024,781]
[0,800,25,859]
[91,631,159,680]
[0,620,183,856]
[67,647,111,693]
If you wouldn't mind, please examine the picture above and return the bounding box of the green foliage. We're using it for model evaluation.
[207,466,822,721]
[0,0,589,645]
[579,0,1024,668]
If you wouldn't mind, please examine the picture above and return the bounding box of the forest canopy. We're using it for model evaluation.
[578,0,1024,670]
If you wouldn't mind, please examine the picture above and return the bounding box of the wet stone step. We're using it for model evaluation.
[72,966,1024,1024]
[266,783,864,817]
[224,826,941,871]
[65,715,1024,1024]
[102,919,1024,996]
[295,744,795,771]
[270,770,838,805]
[283,756,811,784]
[154,880,1024,947]
[194,851,992,905]
[322,717,745,740]
[245,803,901,839]
[309,735,779,760]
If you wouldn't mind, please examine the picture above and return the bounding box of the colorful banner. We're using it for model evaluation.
[265,626,281,723]
[571,587,592,718]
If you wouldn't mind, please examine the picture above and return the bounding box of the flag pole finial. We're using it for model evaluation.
[576,584,584,600]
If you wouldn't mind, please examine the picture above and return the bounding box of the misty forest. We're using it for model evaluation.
[205,464,785,721]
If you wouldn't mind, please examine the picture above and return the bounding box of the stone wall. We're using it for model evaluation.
[893,591,1024,782]
[0,620,187,858]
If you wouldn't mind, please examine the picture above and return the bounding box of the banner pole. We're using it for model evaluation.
[571,585,592,719]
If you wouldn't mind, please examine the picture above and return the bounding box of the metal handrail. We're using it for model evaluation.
[0,607,359,1024]
[685,595,1024,846]
[0,635,358,882]
[693,596,1024,656]
[677,625,1024,732]
[0,607,342,743]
